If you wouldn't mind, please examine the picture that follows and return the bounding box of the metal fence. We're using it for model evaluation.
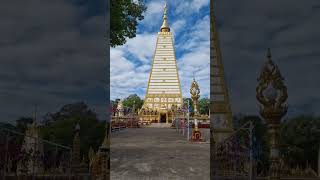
[211,121,254,180]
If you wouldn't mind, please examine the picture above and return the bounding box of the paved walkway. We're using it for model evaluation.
[111,128,209,180]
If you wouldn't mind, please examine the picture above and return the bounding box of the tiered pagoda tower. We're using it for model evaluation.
[139,2,183,124]
[71,123,81,173]
[17,108,44,175]
[89,120,110,180]
[210,0,233,143]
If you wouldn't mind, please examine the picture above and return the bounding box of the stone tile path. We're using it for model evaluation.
[111,128,209,180]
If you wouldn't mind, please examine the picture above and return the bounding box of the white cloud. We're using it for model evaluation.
[110,46,150,100]
[174,0,209,16]
[110,49,134,74]
[171,19,186,34]
[175,15,210,51]
[120,33,157,63]
[178,45,210,98]
[141,1,164,29]
[191,0,210,12]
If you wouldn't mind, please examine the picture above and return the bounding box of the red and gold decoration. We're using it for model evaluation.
[191,119,203,142]
[190,78,204,142]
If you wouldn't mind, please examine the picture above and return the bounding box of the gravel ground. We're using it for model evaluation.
[111,128,210,180]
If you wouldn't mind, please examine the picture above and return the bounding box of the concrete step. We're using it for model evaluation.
[147,123,172,128]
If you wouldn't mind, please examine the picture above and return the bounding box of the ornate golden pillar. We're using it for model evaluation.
[256,48,288,180]
[190,78,200,116]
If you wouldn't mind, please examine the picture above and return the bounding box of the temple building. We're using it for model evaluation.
[139,2,183,124]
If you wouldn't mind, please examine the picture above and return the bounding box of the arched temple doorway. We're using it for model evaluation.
[160,113,166,123]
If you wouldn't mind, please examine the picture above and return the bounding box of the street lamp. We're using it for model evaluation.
[256,48,288,180]
[187,99,190,141]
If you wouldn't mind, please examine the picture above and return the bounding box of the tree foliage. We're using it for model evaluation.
[183,98,209,115]
[122,94,144,113]
[39,102,105,159]
[280,116,320,170]
[111,0,146,47]
[198,98,209,115]
[183,98,193,113]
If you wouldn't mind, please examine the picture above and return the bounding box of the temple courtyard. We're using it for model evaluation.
[110,127,210,180]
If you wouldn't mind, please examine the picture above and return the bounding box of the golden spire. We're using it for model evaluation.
[160,1,170,32]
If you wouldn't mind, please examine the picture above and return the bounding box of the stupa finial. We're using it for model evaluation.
[160,0,170,32]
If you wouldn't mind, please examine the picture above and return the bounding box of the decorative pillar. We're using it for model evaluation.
[256,48,288,180]
[190,78,200,116]
[71,123,81,174]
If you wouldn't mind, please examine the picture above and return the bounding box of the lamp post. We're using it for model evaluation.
[256,48,288,180]
[133,100,136,114]
[187,99,190,141]
[190,78,200,116]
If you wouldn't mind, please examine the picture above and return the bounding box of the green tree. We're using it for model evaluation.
[111,0,147,47]
[198,98,209,115]
[122,94,144,113]
[280,116,320,170]
[39,102,105,160]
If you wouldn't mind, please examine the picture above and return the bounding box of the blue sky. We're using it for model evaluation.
[110,0,210,100]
